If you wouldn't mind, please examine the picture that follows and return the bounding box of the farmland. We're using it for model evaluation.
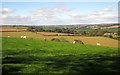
[1,1,120,75]
[1,26,120,75]
[2,32,119,48]
[2,38,120,74]
[0,27,28,32]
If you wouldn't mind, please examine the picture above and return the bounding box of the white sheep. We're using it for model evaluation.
[21,36,26,39]
[73,41,76,44]
[21,36,23,38]
[7,36,10,38]
[97,43,101,46]
[44,38,46,41]
[23,36,26,39]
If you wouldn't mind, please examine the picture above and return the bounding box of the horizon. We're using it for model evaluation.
[1,2,118,25]
[0,23,119,26]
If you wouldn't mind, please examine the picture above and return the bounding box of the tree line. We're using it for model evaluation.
[27,26,119,37]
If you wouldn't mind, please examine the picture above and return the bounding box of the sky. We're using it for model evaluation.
[0,2,118,25]
[1,0,119,2]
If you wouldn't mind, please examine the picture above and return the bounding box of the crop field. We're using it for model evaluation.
[2,37,120,75]
[0,27,28,32]
[36,32,68,36]
[2,32,119,48]
[2,32,43,39]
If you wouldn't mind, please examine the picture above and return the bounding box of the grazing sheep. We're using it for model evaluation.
[73,41,76,44]
[21,36,23,38]
[44,38,46,41]
[7,36,10,38]
[23,36,26,39]
[21,36,26,39]
[73,40,84,44]
[97,43,100,46]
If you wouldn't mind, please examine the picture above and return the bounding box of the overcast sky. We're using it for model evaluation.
[0,2,118,25]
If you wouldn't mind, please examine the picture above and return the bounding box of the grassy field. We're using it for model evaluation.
[2,32,119,48]
[2,37,120,75]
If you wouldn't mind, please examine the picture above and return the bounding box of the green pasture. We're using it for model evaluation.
[2,38,120,75]
[2,32,119,48]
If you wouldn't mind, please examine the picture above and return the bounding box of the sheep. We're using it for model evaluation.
[21,36,26,39]
[7,36,10,38]
[73,41,76,44]
[44,38,46,41]
[22,36,26,39]
[97,43,100,46]
[21,36,23,38]
[73,40,84,44]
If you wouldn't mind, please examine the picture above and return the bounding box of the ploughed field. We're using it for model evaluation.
[2,38,120,75]
[2,32,119,48]
[0,27,28,32]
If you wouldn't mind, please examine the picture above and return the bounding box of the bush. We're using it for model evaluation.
[51,38,69,42]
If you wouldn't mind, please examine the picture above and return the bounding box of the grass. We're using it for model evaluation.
[2,37,120,75]
[102,28,119,32]
[2,32,119,48]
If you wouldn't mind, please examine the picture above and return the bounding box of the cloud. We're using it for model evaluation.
[31,5,71,24]
[2,15,34,24]
[1,6,118,25]
[103,6,113,12]
[1,5,71,25]
[0,8,15,14]
[0,8,16,24]
[32,5,70,17]
[69,6,117,24]
[0,8,35,24]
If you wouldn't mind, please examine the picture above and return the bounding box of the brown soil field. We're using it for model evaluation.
[37,32,69,36]
[0,27,28,32]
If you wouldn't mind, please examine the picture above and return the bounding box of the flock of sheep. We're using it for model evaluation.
[7,35,27,39]
[7,36,101,46]
[20,36,27,39]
